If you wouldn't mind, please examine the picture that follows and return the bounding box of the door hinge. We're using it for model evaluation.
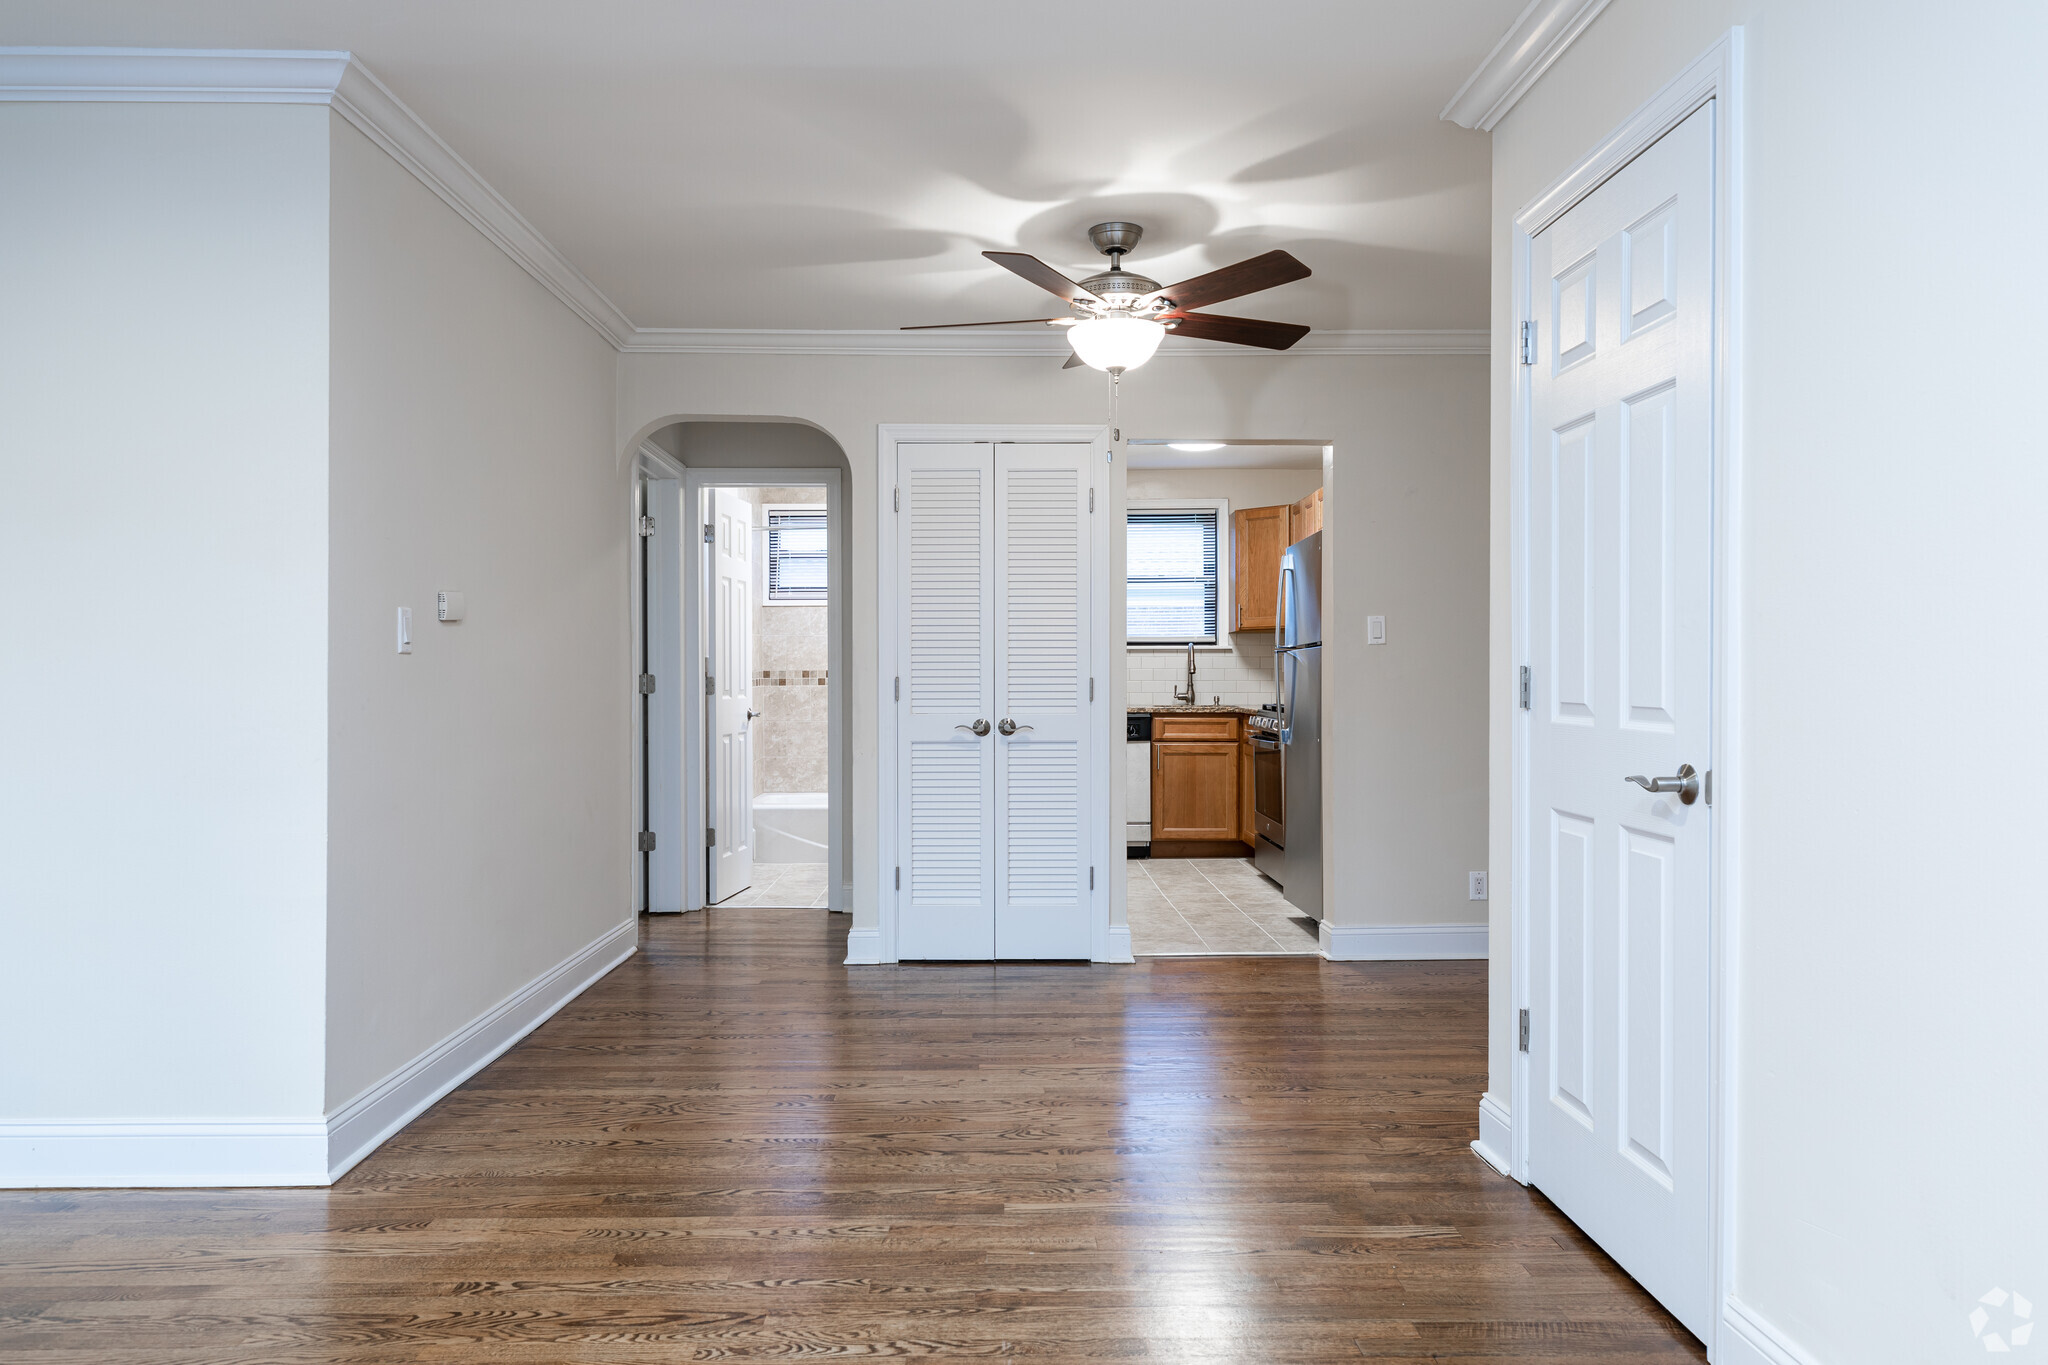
[707,827,716,847]
[638,514,656,537]
[705,673,715,696]
[895,866,901,890]
[638,673,657,695]
[1089,488,1095,513]
[636,830,657,852]
[893,486,900,512]
[1520,319,1538,365]
[1089,866,1095,890]
[703,522,714,544]
[894,675,900,702]
[1518,665,1530,710]
[1518,1008,1530,1052]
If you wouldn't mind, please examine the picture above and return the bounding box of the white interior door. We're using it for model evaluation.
[993,443,1093,959]
[708,488,755,903]
[1526,104,1713,1338]
[895,445,997,958]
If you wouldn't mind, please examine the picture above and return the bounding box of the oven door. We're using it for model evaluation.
[1251,734,1284,845]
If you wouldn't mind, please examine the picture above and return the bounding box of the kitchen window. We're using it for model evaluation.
[1127,503,1229,645]
[762,506,827,603]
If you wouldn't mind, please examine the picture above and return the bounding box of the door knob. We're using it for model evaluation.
[997,718,1034,735]
[956,719,991,736]
[746,709,762,722]
[1625,762,1699,805]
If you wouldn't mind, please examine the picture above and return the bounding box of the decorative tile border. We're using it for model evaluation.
[757,670,827,686]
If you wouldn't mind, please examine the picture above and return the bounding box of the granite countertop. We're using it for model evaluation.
[1128,704,1259,716]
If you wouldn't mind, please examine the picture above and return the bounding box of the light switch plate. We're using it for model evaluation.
[437,590,466,622]
[396,606,412,654]
[1468,871,1488,901]
[1367,615,1387,645]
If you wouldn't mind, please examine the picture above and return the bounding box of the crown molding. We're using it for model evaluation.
[0,46,636,347]
[1440,0,1614,131]
[620,328,1488,357]
[1,47,1487,360]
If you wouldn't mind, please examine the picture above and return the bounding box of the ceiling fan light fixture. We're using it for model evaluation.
[1069,315,1165,373]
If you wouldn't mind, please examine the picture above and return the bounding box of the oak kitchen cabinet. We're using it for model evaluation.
[1232,492,1322,633]
[1151,713,1245,848]
[1229,503,1289,631]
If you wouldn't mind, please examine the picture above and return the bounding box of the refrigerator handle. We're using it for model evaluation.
[1273,563,1293,711]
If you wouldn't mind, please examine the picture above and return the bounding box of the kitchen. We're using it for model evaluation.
[1123,443,1325,956]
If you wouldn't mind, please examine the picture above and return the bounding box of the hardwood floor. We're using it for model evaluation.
[0,910,1704,1362]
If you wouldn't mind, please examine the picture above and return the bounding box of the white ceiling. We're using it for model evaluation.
[1126,442,1326,471]
[2,1,1521,332]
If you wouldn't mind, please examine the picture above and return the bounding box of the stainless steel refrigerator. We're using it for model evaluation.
[1252,531,1322,918]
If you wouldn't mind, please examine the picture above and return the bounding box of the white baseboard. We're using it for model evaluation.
[1,918,638,1189]
[0,1119,330,1188]
[1718,1297,1820,1365]
[843,926,885,964]
[1097,925,1134,964]
[1320,921,1488,960]
[324,918,638,1181]
[1471,1092,1514,1177]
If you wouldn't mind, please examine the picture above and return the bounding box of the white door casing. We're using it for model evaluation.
[708,487,755,902]
[1525,104,1714,1338]
[891,440,1097,960]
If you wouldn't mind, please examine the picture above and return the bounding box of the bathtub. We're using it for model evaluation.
[753,791,828,864]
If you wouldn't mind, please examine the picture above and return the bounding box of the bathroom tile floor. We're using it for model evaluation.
[1127,857,1321,955]
[716,862,830,909]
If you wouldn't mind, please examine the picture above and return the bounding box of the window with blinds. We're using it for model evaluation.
[765,508,827,603]
[1127,509,1219,644]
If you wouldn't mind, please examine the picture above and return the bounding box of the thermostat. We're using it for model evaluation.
[436,591,465,622]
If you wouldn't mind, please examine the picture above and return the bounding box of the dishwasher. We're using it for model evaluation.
[1126,711,1152,854]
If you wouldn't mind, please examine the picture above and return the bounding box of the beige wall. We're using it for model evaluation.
[1487,3,2048,1357]
[619,352,1488,946]
[325,114,625,1109]
[746,487,829,795]
[0,103,332,1130]
[1125,465,1323,709]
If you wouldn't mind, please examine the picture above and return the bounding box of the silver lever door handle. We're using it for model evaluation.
[1625,762,1699,805]
[997,719,1033,735]
[746,709,762,722]
[956,719,991,736]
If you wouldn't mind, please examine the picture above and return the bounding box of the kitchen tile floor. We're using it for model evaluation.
[1127,857,1321,955]
[716,861,830,908]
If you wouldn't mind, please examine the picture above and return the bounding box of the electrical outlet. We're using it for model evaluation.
[1468,871,1488,901]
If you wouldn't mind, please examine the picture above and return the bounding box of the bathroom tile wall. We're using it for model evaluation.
[746,486,828,795]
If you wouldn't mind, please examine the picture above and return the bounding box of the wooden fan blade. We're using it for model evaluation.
[985,251,1102,304]
[901,318,1064,330]
[1162,311,1311,351]
[1144,249,1310,312]
[1062,350,1085,369]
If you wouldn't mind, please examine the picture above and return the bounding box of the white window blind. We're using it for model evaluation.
[1127,509,1218,644]
[765,509,827,602]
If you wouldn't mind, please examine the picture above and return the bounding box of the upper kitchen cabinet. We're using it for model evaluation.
[1291,487,1323,539]
[1230,503,1289,631]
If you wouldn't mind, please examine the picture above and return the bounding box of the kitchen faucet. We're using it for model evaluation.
[1172,642,1197,705]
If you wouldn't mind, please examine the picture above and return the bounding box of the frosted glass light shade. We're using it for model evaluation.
[1068,315,1165,372]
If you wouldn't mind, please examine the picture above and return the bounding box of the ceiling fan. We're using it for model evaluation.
[905,222,1311,372]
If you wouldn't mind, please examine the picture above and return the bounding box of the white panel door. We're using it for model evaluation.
[643,477,685,912]
[1526,104,1713,1338]
[993,442,1093,959]
[895,445,997,958]
[707,488,755,903]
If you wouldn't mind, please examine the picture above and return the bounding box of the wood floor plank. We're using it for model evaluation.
[0,908,1704,1362]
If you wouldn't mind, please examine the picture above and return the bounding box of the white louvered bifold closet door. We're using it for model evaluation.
[895,445,998,958]
[894,441,1095,960]
[993,443,1092,958]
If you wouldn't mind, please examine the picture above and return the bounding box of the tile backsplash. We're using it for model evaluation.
[1127,634,1278,708]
